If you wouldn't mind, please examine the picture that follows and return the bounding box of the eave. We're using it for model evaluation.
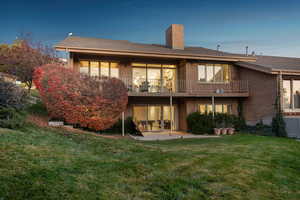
[55,46,257,62]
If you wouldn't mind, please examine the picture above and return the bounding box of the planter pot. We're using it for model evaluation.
[227,128,235,135]
[48,121,64,127]
[214,128,221,135]
[221,128,228,135]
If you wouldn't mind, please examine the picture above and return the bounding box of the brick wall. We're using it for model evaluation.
[239,67,278,125]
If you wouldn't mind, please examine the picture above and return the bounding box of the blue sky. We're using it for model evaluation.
[1,0,300,57]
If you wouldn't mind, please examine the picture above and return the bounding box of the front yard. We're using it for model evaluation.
[0,124,299,200]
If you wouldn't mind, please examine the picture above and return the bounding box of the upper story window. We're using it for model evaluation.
[198,64,230,83]
[131,63,176,93]
[79,60,119,78]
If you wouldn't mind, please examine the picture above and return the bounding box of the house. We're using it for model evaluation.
[55,24,300,134]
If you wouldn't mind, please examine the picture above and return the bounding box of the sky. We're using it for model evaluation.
[1,0,300,58]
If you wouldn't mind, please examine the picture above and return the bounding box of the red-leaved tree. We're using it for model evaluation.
[33,64,128,131]
[0,40,61,92]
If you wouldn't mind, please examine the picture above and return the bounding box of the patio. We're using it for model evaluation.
[130,131,220,141]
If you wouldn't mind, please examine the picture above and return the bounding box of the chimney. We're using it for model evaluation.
[165,24,184,50]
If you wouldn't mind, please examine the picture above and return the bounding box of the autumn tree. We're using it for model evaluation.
[0,39,61,92]
[33,64,128,131]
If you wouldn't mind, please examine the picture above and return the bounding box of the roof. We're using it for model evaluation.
[237,55,300,74]
[55,36,255,62]
[55,36,300,74]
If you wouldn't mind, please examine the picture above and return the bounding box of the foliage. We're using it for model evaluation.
[101,117,142,136]
[0,78,28,109]
[26,99,48,117]
[186,112,214,134]
[0,40,60,92]
[272,112,287,137]
[272,96,287,137]
[33,64,128,131]
[0,107,26,129]
[187,112,245,134]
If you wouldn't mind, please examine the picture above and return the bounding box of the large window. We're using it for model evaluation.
[132,63,176,93]
[198,104,232,114]
[283,79,300,110]
[198,64,230,83]
[79,60,119,78]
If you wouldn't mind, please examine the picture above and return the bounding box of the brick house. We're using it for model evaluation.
[55,24,300,132]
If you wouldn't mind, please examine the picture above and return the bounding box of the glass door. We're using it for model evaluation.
[148,68,161,93]
[133,105,176,132]
[162,69,176,92]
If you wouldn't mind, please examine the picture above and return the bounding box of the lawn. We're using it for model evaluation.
[0,124,299,200]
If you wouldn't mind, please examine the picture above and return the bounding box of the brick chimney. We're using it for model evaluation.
[165,24,184,50]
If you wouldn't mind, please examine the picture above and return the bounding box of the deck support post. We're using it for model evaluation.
[122,112,125,137]
[212,95,215,119]
[170,92,173,136]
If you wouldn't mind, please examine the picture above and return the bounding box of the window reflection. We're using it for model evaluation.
[79,61,89,75]
[293,80,300,109]
[283,80,291,109]
[131,63,177,93]
[198,104,232,114]
[110,63,119,78]
[90,61,99,77]
[198,64,231,83]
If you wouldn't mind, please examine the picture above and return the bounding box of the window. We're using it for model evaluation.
[90,61,99,76]
[283,80,291,109]
[79,61,119,78]
[197,64,231,83]
[132,63,177,93]
[283,79,300,110]
[198,104,232,114]
[293,80,300,109]
[79,61,89,75]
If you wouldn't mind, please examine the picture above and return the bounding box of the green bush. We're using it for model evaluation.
[187,112,214,134]
[0,107,26,129]
[272,112,287,137]
[187,112,245,134]
[27,100,48,116]
[100,117,142,136]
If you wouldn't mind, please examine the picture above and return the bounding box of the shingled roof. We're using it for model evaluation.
[55,36,254,61]
[55,36,300,74]
[237,55,300,74]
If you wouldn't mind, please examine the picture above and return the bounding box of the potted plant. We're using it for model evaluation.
[214,122,222,135]
[219,121,227,135]
[227,123,235,135]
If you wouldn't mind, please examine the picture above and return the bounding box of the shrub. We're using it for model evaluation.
[272,112,287,137]
[0,107,26,129]
[33,64,128,131]
[0,78,28,129]
[0,77,28,109]
[187,112,214,134]
[187,112,245,134]
[101,117,142,136]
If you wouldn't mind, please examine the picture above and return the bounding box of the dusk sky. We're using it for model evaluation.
[1,0,300,57]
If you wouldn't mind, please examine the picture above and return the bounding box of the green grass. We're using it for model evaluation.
[0,124,299,200]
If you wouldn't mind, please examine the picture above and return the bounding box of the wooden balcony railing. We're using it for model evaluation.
[119,77,249,96]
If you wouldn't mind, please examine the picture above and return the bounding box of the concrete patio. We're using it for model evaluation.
[130,131,220,141]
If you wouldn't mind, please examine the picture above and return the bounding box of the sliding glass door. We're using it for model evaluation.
[133,105,176,132]
[132,63,176,93]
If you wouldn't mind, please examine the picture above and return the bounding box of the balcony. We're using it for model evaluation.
[120,78,249,97]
